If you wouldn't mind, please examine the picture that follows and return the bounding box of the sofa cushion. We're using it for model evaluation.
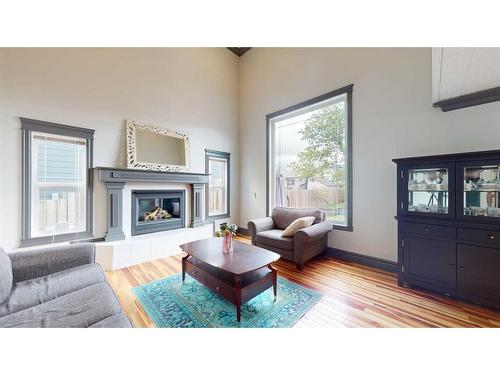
[0,263,106,317]
[256,229,294,251]
[90,313,132,328]
[271,207,325,230]
[0,248,13,305]
[0,282,122,328]
[281,216,315,237]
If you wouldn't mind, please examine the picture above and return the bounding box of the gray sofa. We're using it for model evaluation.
[0,243,132,328]
[248,207,333,270]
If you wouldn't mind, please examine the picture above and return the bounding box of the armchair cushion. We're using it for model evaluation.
[0,247,13,304]
[281,216,315,237]
[256,230,294,251]
[271,207,325,230]
[9,243,96,283]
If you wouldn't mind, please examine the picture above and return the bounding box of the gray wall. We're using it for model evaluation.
[239,48,500,261]
[0,48,240,250]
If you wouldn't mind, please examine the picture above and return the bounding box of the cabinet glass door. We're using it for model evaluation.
[407,167,450,215]
[462,164,500,219]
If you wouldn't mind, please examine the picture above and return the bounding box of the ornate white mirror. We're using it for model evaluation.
[126,120,190,172]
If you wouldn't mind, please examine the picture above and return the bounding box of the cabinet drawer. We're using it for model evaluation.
[458,228,500,246]
[403,223,456,239]
[205,272,234,302]
[185,262,207,284]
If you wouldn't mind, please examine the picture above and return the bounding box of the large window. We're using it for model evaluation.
[21,118,94,246]
[205,149,230,220]
[267,85,353,230]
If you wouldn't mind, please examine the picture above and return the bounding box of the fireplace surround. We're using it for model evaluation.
[95,167,209,241]
[93,167,212,270]
[131,190,185,236]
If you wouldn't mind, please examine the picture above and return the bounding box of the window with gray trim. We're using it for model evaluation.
[205,149,230,220]
[266,84,353,231]
[21,118,95,247]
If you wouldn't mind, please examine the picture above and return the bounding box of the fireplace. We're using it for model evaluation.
[131,190,185,236]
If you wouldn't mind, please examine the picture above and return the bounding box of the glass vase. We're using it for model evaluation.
[222,230,233,253]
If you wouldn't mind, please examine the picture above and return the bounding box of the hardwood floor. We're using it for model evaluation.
[106,237,500,328]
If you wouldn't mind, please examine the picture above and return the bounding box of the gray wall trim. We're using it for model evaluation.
[265,84,353,231]
[104,182,126,241]
[325,247,397,273]
[191,183,206,227]
[20,117,95,139]
[96,167,209,184]
[21,129,31,242]
[205,149,231,220]
[20,117,94,247]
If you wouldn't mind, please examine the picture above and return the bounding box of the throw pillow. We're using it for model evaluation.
[281,216,315,237]
[0,247,13,304]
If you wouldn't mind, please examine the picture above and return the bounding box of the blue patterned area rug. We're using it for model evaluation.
[132,273,321,328]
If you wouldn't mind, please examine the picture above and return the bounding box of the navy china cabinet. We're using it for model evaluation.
[393,150,500,310]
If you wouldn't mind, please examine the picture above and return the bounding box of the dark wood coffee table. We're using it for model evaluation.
[180,237,280,322]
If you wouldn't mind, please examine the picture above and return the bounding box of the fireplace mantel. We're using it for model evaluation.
[94,167,209,241]
[95,167,209,184]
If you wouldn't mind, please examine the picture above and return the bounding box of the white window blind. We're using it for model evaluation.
[30,132,87,238]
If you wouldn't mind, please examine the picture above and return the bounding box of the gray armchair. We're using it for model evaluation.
[0,243,132,328]
[248,207,333,270]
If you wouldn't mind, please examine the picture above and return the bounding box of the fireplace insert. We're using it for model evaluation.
[131,190,185,236]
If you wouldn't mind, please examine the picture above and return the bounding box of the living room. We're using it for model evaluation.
[1,1,499,374]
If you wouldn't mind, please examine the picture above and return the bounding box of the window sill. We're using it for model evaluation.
[207,213,231,221]
[20,231,94,248]
[331,223,353,232]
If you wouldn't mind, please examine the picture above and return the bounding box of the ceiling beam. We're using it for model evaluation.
[433,86,500,112]
[227,48,252,57]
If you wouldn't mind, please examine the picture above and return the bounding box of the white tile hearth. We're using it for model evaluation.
[95,223,213,270]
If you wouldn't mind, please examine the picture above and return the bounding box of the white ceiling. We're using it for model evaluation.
[432,47,500,103]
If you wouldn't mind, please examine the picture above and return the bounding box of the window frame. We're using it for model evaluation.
[265,84,353,231]
[205,149,231,221]
[20,117,95,247]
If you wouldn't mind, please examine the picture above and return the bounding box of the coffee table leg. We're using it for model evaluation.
[182,254,189,283]
[235,275,242,322]
[269,263,277,301]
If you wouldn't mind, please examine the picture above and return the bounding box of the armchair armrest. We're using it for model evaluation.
[247,217,275,244]
[294,221,333,243]
[9,243,96,283]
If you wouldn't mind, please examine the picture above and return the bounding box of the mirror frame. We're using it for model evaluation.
[126,119,190,172]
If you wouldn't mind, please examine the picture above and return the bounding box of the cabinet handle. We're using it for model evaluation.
[488,234,496,240]
[425,228,431,232]
[216,286,220,291]
[458,265,465,271]
[449,263,456,268]
[192,270,197,275]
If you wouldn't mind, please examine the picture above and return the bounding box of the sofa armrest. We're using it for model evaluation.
[294,221,333,243]
[247,217,275,244]
[9,243,96,283]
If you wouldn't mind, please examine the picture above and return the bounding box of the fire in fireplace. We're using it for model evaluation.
[131,190,185,236]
